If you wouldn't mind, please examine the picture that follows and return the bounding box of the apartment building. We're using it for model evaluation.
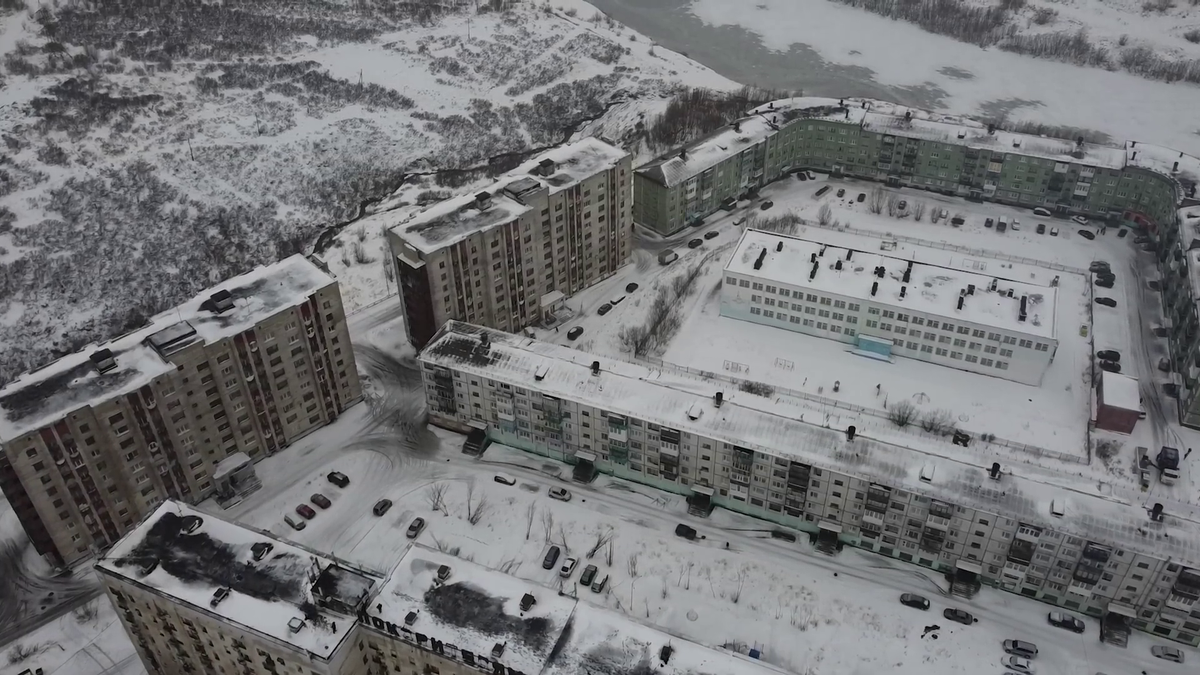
[419,323,1200,647]
[721,229,1058,385]
[0,255,362,567]
[386,138,632,348]
[96,502,377,675]
[633,97,1182,237]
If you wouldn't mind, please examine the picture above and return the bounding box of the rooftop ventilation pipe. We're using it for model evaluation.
[1006,288,1014,298]
[875,266,885,279]
[480,332,490,349]
[967,284,975,295]
[809,261,819,281]
[988,462,1001,480]
[899,286,906,298]
[819,245,827,257]
[834,259,843,271]
[591,361,600,376]
[209,289,234,314]
[777,241,783,252]
[714,391,723,408]
[810,252,817,264]
[90,349,117,374]
[679,148,688,160]
[846,249,853,261]
[871,281,878,296]
[902,269,911,284]
[754,249,767,270]
[1018,296,1028,322]
[956,296,965,311]
[733,121,741,133]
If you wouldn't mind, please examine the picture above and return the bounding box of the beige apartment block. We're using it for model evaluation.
[386,138,632,348]
[0,255,362,567]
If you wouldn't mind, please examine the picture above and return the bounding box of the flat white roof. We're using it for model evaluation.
[1101,371,1141,411]
[367,545,786,675]
[420,323,1200,567]
[393,138,627,254]
[97,501,377,660]
[636,114,778,188]
[0,255,334,442]
[725,229,1057,339]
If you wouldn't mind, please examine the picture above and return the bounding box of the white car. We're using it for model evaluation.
[493,473,516,486]
[1004,655,1035,674]
[1011,220,1021,231]
[559,557,578,578]
[1151,645,1184,663]
[548,486,572,501]
[1050,226,1059,236]
[1033,207,1052,217]
[1071,215,1089,225]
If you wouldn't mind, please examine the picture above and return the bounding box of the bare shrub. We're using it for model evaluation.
[827,0,1009,46]
[73,600,99,624]
[731,566,749,604]
[541,508,555,541]
[1142,0,1174,12]
[919,409,956,435]
[1096,438,1120,462]
[525,502,536,540]
[738,380,775,397]
[1000,29,1110,68]
[747,212,804,235]
[912,201,927,222]
[868,187,885,215]
[886,195,901,217]
[351,241,373,264]
[427,482,448,513]
[627,553,640,577]
[1000,0,1026,10]
[817,203,833,226]
[588,529,614,558]
[465,484,488,526]
[1032,7,1058,24]
[888,400,917,427]
[645,86,792,151]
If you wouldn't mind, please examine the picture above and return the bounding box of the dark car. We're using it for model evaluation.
[675,523,698,540]
[815,186,831,198]
[406,517,425,538]
[373,499,392,516]
[836,188,845,197]
[591,574,609,593]
[327,471,349,488]
[1134,235,1151,245]
[542,545,561,570]
[704,230,719,240]
[296,504,316,520]
[760,201,774,211]
[1097,350,1121,362]
[1089,261,1111,273]
[897,199,907,210]
[311,493,331,509]
[1117,228,1129,238]
[688,238,703,249]
[1079,230,1096,240]
[596,303,613,316]
[1036,223,1046,234]
[770,529,797,542]
[1096,272,1115,283]
[689,217,704,228]
[1099,360,1122,374]
[567,326,584,340]
[943,608,977,625]
[797,172,808,181]
[985,218,994,229]
[1095,297,1117,307]
[579,564,598,587]
[900,593,930,610]
[857,192,866,203]
[625,282,639,293]
[1095,278,1114,289]
[1047,612,1085,633]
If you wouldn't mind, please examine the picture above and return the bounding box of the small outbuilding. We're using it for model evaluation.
[1096,371,1140,434]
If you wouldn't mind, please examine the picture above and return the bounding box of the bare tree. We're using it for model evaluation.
[605,538,615,566]
[912,201,927,222]
[731,565,749,604]
[587,529,614,558]
[817,203,833,226]
[868,187,886,215]
[888,400,917,427]
[554,524,570,554]
[886,195,901,217]
[466,488,489,526]
[919,408,956,435]
[426,482,448,513]
[627,553,640,577]
[541,508,555,541]
[525,502,537,540]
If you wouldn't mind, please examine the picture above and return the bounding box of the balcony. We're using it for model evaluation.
[1002,560,1029,583]
[732,447,754,471]
[1015,524,1042,543]
[925,514,950,531]
[1007,538,1035,566]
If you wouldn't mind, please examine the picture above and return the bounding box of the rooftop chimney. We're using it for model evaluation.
[902,268,911,284]
[871,281,878,296]
[987,123,996,135]
[835,259,843,271]
[492,643,506,659]
[90,349,117,374]
[777,241,783,252]
[679,148,688,161]
[1006,288,1014,298]
[1131,141,1137,148]
[810,252,817,264]
[875,266,885,279]
[819,245,827,257]
[1018,296,1028,322]
[956,296,964,311]
[714,391,723,408]
[537,158,556,176]
[988,462,1001,480]
[480,332,490,349]
[404,611,418,626]
[846,424,856,441]
[591,361,600,376]
[990,278,998,292]
[1012,138,1021,148]
[846,249,853,261]
[209,289,234,314]
[809,261,819,281]
[733,121,741,133]
[287,618,305,634]
[1173,161,1180,173]
[899,286,906,299]
[660,645,674,665]
[754,249,767,270]
[475,191,493,210]
[1132,151,1138,161]
[967,284,975,295]
[905,110,912,121]
[1151,502,1164,522]
[768,102,774,110]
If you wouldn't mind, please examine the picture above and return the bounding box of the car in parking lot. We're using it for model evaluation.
[760,200,774,210]
[1095,277,1114,288]
[899,593,929,610]
[1047,612,1085,633]
[1097,350,1120,362]
[579,564,598,587]
[1033,207,1052,217]
[675,524,698,540]
[1079,230,1096,240]
[1010,220,1020,231]
[1072,215,1089,225]
[688,238,703,248]
[796,172,808,181]
[542,545,561,570]
[1134,234,1151,245]
[1095,297,1117,307]
[295,504,316,520]
[836,188,845,197]
[494,473,516,486]
[284,515,306,531]
[567,326,584,340]
[1151,645,1185,663]
[559,557,578,578]
[596,303,613,316]
[625,282,639,293]
[1004,655,1035,674]
[406,517,425,538]
[1036,223,1046,234]
[548,486,572,501]
[704,230,718,240]
[327,471,350,488]
[1099,360,1121,373]
[943,608,976,625]
[373,499,392,517]
[1050,226,1059,236]
[985,217,994,228]
[1003,640,1038,658]
[1090,261,1111,273]
[856,192,866,202]
[1118,228,1128,238]
[591,573,609,593]
[310,493,331,509]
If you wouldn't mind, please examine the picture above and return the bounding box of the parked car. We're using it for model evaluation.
[625,282,639,293]
[542,545,561,570]
[658,249,678,265]
[856,192,866,203]
[1033,207,1052,217]
[284,515,306,531]
[985,218,994,229]
[494,473,516,486]
[597,303,613,316]
[1118,228,1128,238]
[1050,226,1059,236]
[436,564,451,582]
[1036,223,1046,234]
[1095,297,1117,307]
[1095,278,1114,289]
[836,188,845,197]
[591,574,609,593]
[688,238,703,248]
[704,230,719,240]
[1003,640,1039,658]
[1047,612,1085,633]
[1010,220,1020,231]
[770,529,797,542]
[548,486,572,502]
[559,557,578,578]
[311,493,331,509]
[327,471,350,488]
[210,587,230,607]
[406,517,425,538]
[1099,360,1121,374]
[797,172,808,181]
[899,593,930,610]
[373,499,392,517]
[567,326,584,340]
[1004,655,1035,674]
[1072,215,1089,225]
[1151,645,1185,663]
[1097,350,1121,362]
[760,200,774,210]
[1134,235,1151,245]
[805,170,816,180]
[579,564,598,587]
[897,199,907,210]
[1079,230,1096,240]
[675,523,698,540]
[295,504,316,520]
[950,215,965,226]
[1089,261,1111,273]
[943,608,976,625]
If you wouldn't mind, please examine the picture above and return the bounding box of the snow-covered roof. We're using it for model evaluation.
[368,545,785,675]
[0,255,335,443]
[1100,371,1141,412]
[1125,141,1200,192]
[420,323,1200,567]
[726,229,1057,339]
[392,138,628,254]
[636,114,778,188]
[96,501,377,660]
[213,451,254,481]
